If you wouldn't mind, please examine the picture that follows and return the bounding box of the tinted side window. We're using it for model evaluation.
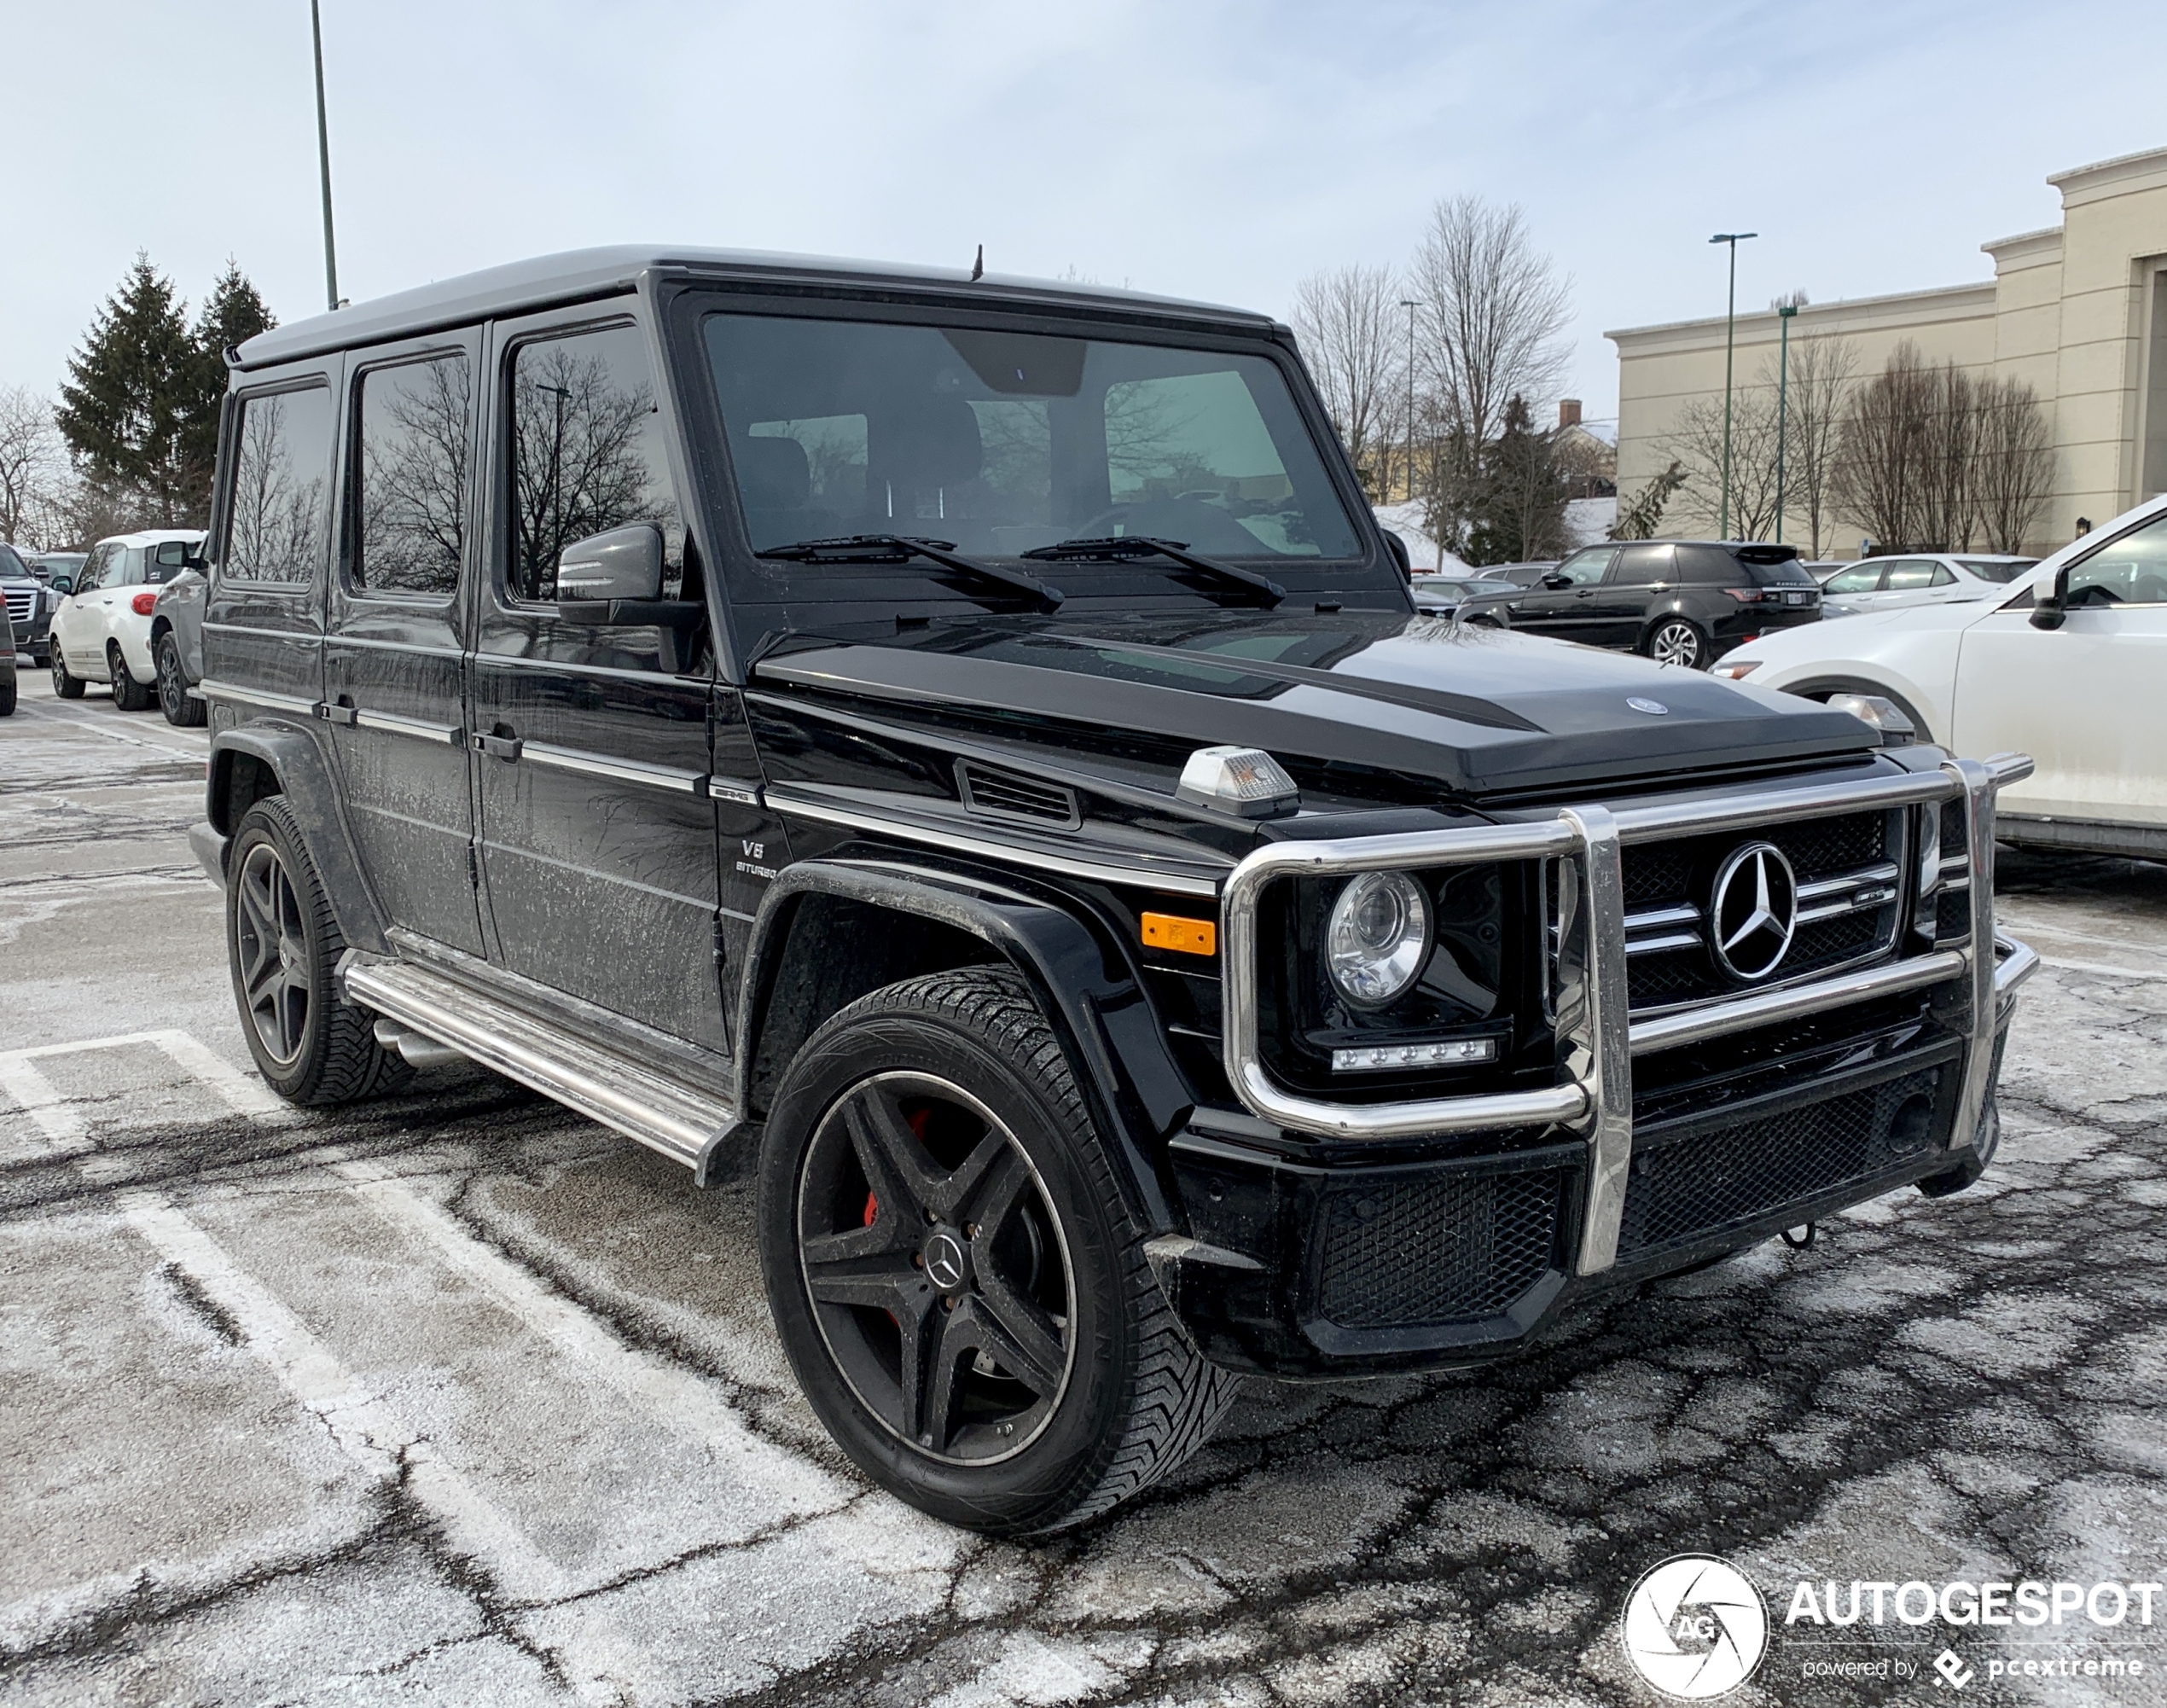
[1610,543,1673,584]
[351,353,473,598]
[1675,545,1739,584]
[224,386,335,584]
[507,322,683,601]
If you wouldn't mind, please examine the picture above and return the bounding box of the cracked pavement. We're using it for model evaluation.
[2,671,2163,1705]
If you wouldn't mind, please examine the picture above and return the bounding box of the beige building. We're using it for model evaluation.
[1608,144,2167,558]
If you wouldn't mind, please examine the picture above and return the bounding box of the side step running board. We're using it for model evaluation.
[339,952,741,1185]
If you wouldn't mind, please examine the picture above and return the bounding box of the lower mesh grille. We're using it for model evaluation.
[1936,887,1972,941]
[1618,1067,1943,1257]
[1316,1169,1560,1328]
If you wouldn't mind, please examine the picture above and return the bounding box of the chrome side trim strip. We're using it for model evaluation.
[198,679,318,716]
[1627,950,1966,1057]
[520,741,704,794]
[770,787,1229,898]
[352,708,462,745]
[1561,805,1633,1276]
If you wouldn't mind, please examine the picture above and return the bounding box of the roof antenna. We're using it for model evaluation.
[970,243,984,282]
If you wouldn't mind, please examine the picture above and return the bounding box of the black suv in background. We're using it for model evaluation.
[1,543,54,671]
[189,247,2031,1537]
[1503,539,1821,669]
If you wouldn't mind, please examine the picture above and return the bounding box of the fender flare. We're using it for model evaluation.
[738,858,1193,1236]
[207,721,389,953]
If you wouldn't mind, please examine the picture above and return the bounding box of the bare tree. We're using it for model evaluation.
[1914,358,1983,552]
[1407,196,1572,558]
[1833,343,1938,553]
[1291,264,1405,499]
[0,386,70,545]
[1664,375,1786,541]
[1779,333,1857,558]
[1972,376,2054,553]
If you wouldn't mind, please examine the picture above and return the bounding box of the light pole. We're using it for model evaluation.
[1399,299,1419,507]
[311,0,340,311]
[1774,298,1799,544]
[1709,231,1757,538]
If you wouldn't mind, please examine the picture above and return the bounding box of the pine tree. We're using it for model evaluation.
[181,262,276,516]
[55,254,196,525]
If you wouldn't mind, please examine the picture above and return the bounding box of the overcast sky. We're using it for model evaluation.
[9,0,2165,422]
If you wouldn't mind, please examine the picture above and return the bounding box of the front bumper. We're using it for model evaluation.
[1159,755,2035,1377]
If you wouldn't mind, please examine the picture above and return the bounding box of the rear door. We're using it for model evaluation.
[468,305,733,1049]
[1589,541,1675,646]
[1872,558,1947,612]
[320,333,486,956]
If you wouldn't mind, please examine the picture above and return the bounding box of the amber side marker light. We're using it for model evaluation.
[1142,913,1217,956]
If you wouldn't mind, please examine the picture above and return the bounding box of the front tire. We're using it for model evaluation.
[155,632,206,726]
[1644,616,1710,670]
[226,798,412,1105]
[110,643,156,712]
[0,677,15,717]
[52,650,84,699]
[759,967,1238,1535]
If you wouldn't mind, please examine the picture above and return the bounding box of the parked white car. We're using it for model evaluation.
[49,530,206,711]
[1816,552,2037,618]
[1714,497,2167,860]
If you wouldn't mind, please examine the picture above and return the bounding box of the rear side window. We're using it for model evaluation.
[351,353,473,598]
[113,549,145,587]
[506,322,683,601]
[1608,543,1673,584]
[1883,560,1940,590]
[1675,545,1740,584]
[224,386,335,584]
[1958,558,2034,583]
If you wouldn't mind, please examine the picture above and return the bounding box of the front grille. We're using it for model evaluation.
[1316,1168,1560,1328]
[3,586,33,625]
[955,760,1080,829]
[1617,1066,1943,1257]
[1620,808,1900,1011]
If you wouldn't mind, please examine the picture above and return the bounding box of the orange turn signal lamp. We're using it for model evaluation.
[1141,912,1217,956]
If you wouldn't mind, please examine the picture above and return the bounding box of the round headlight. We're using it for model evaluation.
[1326,871,1431,1008]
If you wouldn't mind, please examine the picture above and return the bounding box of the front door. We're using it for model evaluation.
[321,333,486,955]
[468,308,735,1050]
[51,541,117,673]
[1510,544,1613,638]
[1952,512,2167,829]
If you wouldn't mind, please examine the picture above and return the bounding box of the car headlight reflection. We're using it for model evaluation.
[1326,871,1431,1008]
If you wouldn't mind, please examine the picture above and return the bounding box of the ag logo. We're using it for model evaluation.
[1709,840,1798,982]
[1621,1554,1769,1699]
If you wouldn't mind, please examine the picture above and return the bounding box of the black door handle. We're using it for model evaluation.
[473,732,522,762]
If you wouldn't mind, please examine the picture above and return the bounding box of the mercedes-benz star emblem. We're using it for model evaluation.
[923,1233,967,1292]
[1708,841,1798,982]
[1628,696,1670,715]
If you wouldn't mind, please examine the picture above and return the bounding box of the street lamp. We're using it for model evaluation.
[1709,232,1757,539]
[311,0,340,311]
[1399,299,1420,507]
[1774,297,1800,544]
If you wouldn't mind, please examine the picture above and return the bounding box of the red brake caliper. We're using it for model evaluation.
[865,1107,934,1327]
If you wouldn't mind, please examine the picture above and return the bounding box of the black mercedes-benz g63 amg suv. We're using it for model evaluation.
[189,247,2036,1536]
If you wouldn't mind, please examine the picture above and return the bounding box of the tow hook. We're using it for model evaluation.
[1781,1223,1816,1251]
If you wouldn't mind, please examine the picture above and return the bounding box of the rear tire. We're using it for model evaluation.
[759,966,1238,1535]
[52,651,84,699]
[226,797,413,1105]
[110,644,156,712]
[0,678,15,717]
[1643,617,1710,671]
[155,632,206,727]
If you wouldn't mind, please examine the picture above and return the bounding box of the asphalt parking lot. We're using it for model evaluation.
[2,670,2163,1707]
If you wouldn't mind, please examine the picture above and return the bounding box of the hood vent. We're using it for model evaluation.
[956,761,1081,831]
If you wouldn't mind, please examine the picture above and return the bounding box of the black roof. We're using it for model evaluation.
[235,245,1271,371]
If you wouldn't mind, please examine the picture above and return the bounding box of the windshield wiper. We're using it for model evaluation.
[756,534,1064,613]
[1020,535,1285,607]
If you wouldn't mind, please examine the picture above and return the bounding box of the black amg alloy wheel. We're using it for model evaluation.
[1646,617,1709,670]
[225,799,410,1104]
[155,632,205,726]
[759,967,1238,1535]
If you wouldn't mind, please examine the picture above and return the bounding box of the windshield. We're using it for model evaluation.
[702,313,1361,576]
[1957,557,2036,583]
[0,544,29,578]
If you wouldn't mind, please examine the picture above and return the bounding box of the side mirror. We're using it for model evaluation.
[1541,572,1573,590]
[1381,530,1412,578]
[49,577,73,595]
[2028,566,2069,630]
[557,524,663,603]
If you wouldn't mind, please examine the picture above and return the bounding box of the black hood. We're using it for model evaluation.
[753,609,1877,799]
